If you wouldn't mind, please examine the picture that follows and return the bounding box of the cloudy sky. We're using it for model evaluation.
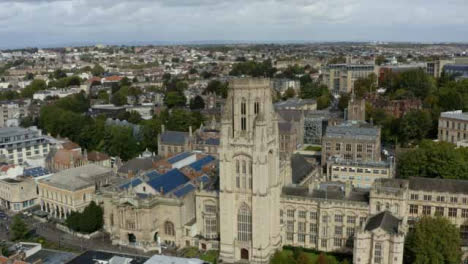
[1,0,468,48]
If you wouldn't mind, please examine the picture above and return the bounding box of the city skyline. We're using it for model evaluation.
[1,0,468,49]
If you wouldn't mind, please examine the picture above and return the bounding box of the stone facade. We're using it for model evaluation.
[100,189,195,252]
[322,64,376,95]
[438,110,468,144]
[38,164,113,219]
[218,78,282,263]
[0,176,37,212]
[321,123,381,167]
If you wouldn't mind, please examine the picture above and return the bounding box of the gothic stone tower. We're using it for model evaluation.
[219,78,282,263]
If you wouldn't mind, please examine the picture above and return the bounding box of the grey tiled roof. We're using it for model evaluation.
[160,131,189,145]
[278,122,294,133]
[282,185,369,203]
[409,177,468,195]
[277,109,303,122]
[291,154,314,184]
[324,123,379,141]
[365,211,401,234]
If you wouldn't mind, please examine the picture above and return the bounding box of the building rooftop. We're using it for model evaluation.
[365,211,401,235]
[291,154,315,184]
[143,255,204,264]
[440,110,468,121]
[409,177,468,195]
[324,122,379,141]
[160,131,189,145]
[39,164,111,191]
[282,184,369,203]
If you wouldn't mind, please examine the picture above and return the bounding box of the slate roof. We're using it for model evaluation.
[409,177,468,195]
[160,131,189,145]
[168,152,193,164]
[365,211,401,234]
[189,155,215,171]
[146,170,161,181]
[291,154,314,184]
[120,178,143,190]
[204,138,220,145]
[282,185,368,203]
[118,157,155,174]
[324,123,379,141]
[173,184,196,198]
[276,109,303,122]
[278,122,293,133]
[147,169,189,194]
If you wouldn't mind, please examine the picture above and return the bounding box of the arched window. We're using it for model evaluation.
[164,221,175,236]
[237,204,252,241]
[241,101,247,131]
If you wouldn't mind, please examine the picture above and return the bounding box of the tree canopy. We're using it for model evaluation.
[66,201,104,234]
[404,216,461,264]
[397,140,468,179]
[11,215,28,241]
[230,59,276,77]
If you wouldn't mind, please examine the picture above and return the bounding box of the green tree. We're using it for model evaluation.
[190,95,205,110]
[127,111,142,124]
[164,91,186,108]
[296,251,311,264]
[11,215,28,241]
[398,110,432,145]
[338,93,350,111]
[397,140,468,179]
[91,64,105,76]
[141,117,162,153]
[375,55,386,66]
[111,91,128,106]
[21,79,47,98]
[404,216,461,264]
[66,201,104,234]
[316,253,327,264]
[283,88,296,99]
[353,73,377,98]
[204,80,229,98]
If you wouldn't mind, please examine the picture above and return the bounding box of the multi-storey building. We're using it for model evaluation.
[321,122,381,166]
[97,78,468,264]
[347,96,366,122]
[426,59,455,78]
[38,164,113,219]
[438,110,468,144]
[0,127,50,165]
[0,101,29,128]
[0,176,38,212]
[326,157,394,189]
[322,64,376,95]
[217,78,282,263]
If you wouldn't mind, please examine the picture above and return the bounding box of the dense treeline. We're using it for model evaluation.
[397,140,468,180]
[37,91,204,160]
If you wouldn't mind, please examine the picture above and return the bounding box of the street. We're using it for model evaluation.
[0,211,156,257]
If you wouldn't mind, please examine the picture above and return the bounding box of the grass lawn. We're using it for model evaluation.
[181,247,219,263]
[282,248,339,263]
[304,145,322,151]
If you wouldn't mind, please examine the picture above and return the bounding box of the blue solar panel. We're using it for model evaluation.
[147,169,189,194]
[146,170,161,181]
[167,152,192,164]
[189,156,215,171]
[120,178,143,190]
[197,175,210,183]
[23,167,50,177]
[173,184,195,197]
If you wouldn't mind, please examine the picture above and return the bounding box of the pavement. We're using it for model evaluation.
[0,210,156,258]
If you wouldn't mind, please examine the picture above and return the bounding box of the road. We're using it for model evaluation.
[0,212,156,257]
